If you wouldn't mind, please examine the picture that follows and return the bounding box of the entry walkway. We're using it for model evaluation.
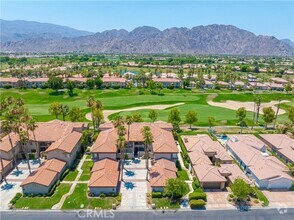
[51,155,86,209]
[120,159,148,210]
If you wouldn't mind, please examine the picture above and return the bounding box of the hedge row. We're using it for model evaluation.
[189,199,206,209]
[10,193,22,205]
[188,192,207,201]
[152,192,163,198]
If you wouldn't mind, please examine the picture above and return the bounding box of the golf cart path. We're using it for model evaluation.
[207,100,290,115]
[85,102,184,122]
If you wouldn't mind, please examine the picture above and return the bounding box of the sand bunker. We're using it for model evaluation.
[85,103,184,122]
[207,100,290,115]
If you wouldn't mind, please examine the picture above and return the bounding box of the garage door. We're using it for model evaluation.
[203,182,221,189]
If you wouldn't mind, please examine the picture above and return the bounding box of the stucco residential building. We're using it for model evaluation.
[0,120,88,181]
[91,122,178,161]
[149,158,177,192]
[226,134,293,189]
[88,158,120,195]
[153,78,181,88]
[20,159,66,195]
[181,135,249,189]
[259,134,294,164]
[0,77,21,88]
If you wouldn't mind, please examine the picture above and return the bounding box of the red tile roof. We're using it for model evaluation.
[89,158,119,187]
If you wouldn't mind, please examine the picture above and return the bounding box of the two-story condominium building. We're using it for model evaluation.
[226,134,293,189]
[102,77,126,88]
[270,77,289,85]
[91,122,178,161]
[259,134,294,164]
[0,78,21,88]
[26,78,49,88]
[153,78,181,88]
[0,120,88,181]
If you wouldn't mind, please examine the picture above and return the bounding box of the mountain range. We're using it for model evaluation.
[1,20,294,56]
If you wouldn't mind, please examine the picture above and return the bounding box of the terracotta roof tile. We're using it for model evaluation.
[89,158,119,187]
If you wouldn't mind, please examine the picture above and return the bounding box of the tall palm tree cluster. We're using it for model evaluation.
[112,115,154,181]
[0,97,38,183]
[86,96,104,133]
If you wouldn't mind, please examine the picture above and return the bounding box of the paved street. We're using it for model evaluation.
[1,208,294,220]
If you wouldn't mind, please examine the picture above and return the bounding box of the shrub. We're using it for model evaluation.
[189,199,206,208]
[152,192,163,198]
[3,84,12,89]
[28,153,35,160]
[138,90,144,95]
[193,187,204,193]
[47,180,60,196]
[78,84,85,89]
[167,84,174,89]
[100,193,106,198]
[60,169,70,180]
[113,85,120,89]
[41,83,48,89]
[192,178,201,190]
[188,192,207,201]
[10,193,22,205]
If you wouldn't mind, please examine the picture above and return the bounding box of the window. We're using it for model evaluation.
[172,153,177,159]
[31,149,36,153]
[93,153,97,158]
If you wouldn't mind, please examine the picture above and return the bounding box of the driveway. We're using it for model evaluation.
[120,159,148,210]
[0,159,43,210]
[205,190,235,209]
[262,190,294,207]
[120,181,148,210]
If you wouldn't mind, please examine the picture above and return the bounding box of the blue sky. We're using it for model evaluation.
[1,1,294,40]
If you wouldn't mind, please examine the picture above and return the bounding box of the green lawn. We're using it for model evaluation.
[79,160,94,181]
[1,88,292,126]
[63,170,79,181]
[62,184,118,209]
[14,183,71,209]
[152,198,181,209]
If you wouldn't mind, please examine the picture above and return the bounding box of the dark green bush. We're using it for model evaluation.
[152,192,163,198]
[3,84,12,89]
[190,199,206,208]
[10,193,22,205]
[188,192,206,201]
[60,168,70,180]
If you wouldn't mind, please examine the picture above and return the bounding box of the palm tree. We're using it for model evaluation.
[27,117,40,163]
[86,96,96,133]
[117,125,127,181]
[18,129,32,174]
[141,126,153,179]
[273,98,281,129]
[125,115,133,141]
[112,115,124,128]
[255,96,262,124]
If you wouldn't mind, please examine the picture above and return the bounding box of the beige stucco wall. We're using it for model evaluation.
[22,181,56,195]
[89,187,117,195]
